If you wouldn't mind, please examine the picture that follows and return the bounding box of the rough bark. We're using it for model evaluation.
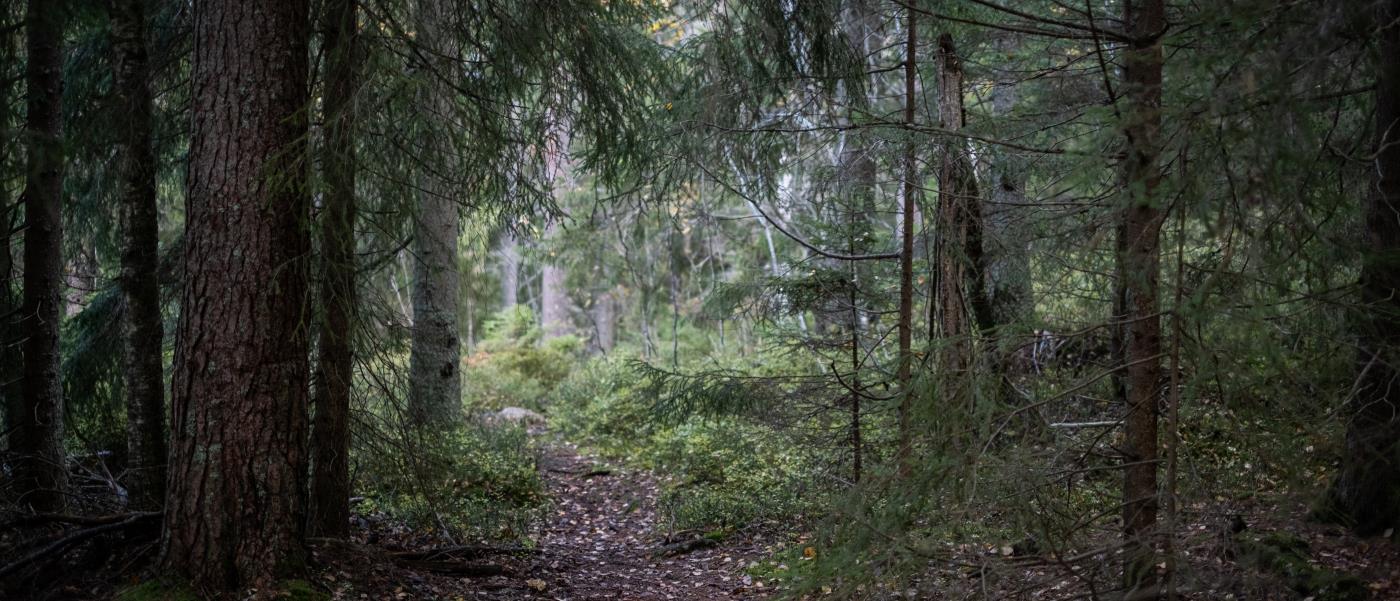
[161,0,311,593]
[1119,0,1166,595]
[109,0,167,512]
[1331,0,1400,537]
[15,0,69,513]
[895,3,917,471]
[932,34,987,380]
[309,0,358,538]
[408,0,462,428]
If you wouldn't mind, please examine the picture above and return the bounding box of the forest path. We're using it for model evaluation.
[514,439,770,600]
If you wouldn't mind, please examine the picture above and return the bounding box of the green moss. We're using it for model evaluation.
[275,579,330,601]
[115,581,200,601]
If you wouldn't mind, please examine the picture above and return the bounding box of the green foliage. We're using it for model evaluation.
[355,423,545,541]
[555,356,821,531]
[462,306,583,411]
[115,581,199,601]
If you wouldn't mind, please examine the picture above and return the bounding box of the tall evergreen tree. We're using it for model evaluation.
[407,0,462,428]
[161,0,311,591]
[1332,0,1400,537]
[108,0,166,511]
[15,0,69,513]
[309,0,359,538]
[1118,0,1166,595]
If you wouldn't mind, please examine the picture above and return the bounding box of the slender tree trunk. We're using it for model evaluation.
[592,288,615,352]
[1119,0,1165,595]
[161,0,311,592]
[895,4,917,472]
[408,0,461,428]
[109,0,166,512]
[15,0,68,513]
[309,0,358,538]
[498,233,520,307]
[1331,0,1400,537]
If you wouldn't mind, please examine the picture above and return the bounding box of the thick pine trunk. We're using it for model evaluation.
[1119,0,1165,595]
[1332,0,1400,537]
[109,0,167,512]
[309,0,358,538]
[408,0,461,428]
[15,0,68,513]
[932,34,987,380]
[161,0,311,593]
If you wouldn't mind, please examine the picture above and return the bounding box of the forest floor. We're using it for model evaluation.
[312,437,775,600]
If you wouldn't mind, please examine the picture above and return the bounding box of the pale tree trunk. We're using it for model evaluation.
[109,0,166,511]
[984,33,1033,357]
[310,0,358,538]
[408,0,461,428]
[1331,0,1400,537]
[591,288,615,352]
[540,116,574,341]
[1118,0,1166,595]
[161,0,311,592]
[15,0,69,513]
[498,233,520,307]
[541,223,573,340]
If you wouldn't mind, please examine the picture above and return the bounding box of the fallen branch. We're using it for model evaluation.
[0,510,160,531]
[0,512,160,579]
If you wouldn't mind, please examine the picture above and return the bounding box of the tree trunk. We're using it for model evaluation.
[309,0,358,538]
[109,0,166,512]
[161,0,311,593]
[1119,0,1166,595]
[895,3,917,472]
[1,2,22,454]
[498,233,520,307]
[408,0,461,428]
[592,288,615,352]
[1331,0,1400,537]
[540,225,573,340]
[984,33,1033,383]
[15,0,69,513]
[931,34,986,381]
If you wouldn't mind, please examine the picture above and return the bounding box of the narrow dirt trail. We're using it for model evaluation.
[516,440,770,600]
[314,438,775,599]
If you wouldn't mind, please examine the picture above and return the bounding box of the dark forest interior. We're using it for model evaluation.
[2,0,1400,599]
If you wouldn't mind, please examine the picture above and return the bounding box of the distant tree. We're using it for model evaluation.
[14,0,69,513]
[1331,0,1400,537]
[309,0,359,538]
[108,0,166,511]
[161,0,311,591]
